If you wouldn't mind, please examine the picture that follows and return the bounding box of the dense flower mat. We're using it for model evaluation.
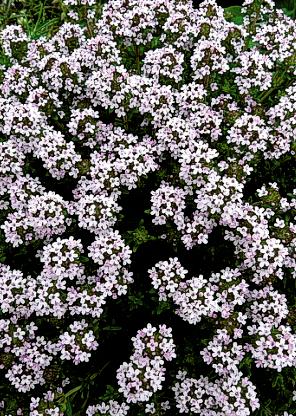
[0,0,295,414]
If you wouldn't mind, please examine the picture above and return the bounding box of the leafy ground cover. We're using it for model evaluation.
[0,0,295,415]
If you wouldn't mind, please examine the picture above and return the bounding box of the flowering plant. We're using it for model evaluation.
[0,0,295,414]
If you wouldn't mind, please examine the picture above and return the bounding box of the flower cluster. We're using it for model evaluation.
[149,260,248,324]
[116,324,176,404]
[1,191,69,247]
[56,320,99,365]
[86,400,130,416]
[173,371,260,415]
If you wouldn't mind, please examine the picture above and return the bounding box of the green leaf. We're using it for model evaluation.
[151,36,160,49]
[65,402,73,416]
[282,7,296,18]
[124,220,158,252]
[63,385,82,399]
[128,293,144,309]
[102,325,122,331]
[79,255,90,263]
[224,6,243,25]
[153,301,172,315]
[99,384,120,401]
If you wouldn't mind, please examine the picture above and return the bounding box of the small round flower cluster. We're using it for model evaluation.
[0,319,54,393]
[6,175,46,211]
[142,46,185,84]
[50,22,86,54]
[1,191,71,247]
[231,49,274,95]
[226,114,271,160]
[245,286,289,336]
[30,238,85,319]
[116,323,176,404]
[246,325,296,372]
[265,84,296,159]
[70,193,121,234]
[32,127,82,179]
[5,337,54,393]
[0,24,29,61]
[190,39,230,81]
[88,131,159,190]
[87,229,134,299]
[100,0,197,48]
[86,400,130,416]
[1,191,70,247]
[220,196,294,285]
[148,257,188,301]
[155,117,200,158]
[253,8,296,64]
[150,182,189,228]
[0,263,36,319]
[29,382,70,416]
[173,370,260,415]
[56,320,99,365]
[37,236,85,285]
[67,108,103,146]
[200,328,246,377]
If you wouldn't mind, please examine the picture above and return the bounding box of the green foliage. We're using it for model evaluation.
[99,384,120,402]
[124,219,158,252]
[0,0,63,36]
[276,0,296,17]
[224,5,244,24]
